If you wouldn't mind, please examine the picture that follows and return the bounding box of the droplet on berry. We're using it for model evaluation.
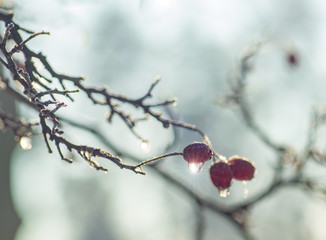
[183,142,212,174]
[219,188,229,198]
[188,162,204,174]
[228,156,255,181]
[242,181,249,198]
[209,160,233,196]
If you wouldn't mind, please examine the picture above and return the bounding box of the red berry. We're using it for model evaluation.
[209,160,233,191]
[287,52,299,67]
[228,156,255,181]
[183,142,212,173]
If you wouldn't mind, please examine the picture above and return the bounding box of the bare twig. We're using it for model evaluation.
[9,31,50,55]
[135,152,183,169]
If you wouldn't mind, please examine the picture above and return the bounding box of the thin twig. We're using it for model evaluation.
[136,152,183,168]
[9,31,50,55]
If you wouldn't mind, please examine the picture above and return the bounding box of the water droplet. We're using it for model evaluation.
[172,97,178,106]
[20,136,32,150]
[242,181,248,198]
[188,162,204,174]
[219,188,229,198]
[140,140,150,153]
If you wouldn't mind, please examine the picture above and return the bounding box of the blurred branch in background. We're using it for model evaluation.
[0,67,21,240]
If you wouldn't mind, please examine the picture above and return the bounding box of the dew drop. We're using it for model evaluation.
[140,140,150,153]
[219,188,229,198]
[20,136,32,150]
[188,162,204,174]
[172,97,178,106]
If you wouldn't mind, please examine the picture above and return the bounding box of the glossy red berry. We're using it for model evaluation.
[209,160,233,192]
[228,156,255,181]
[183,142,212,173]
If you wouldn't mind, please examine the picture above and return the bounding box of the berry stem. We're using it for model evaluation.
[136,152,183,169]
[213,151,227,162]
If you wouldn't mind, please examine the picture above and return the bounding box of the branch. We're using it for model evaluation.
[9,31,50,55]
[39,114,145,174]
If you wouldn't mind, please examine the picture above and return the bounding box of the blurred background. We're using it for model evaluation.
[2,0,326,239]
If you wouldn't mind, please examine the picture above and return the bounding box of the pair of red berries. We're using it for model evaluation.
[183,142,256,194]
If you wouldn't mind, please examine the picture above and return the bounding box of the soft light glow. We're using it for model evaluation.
[0,78,6,89]
[140,140,150,153]
[20,136,32,150]
[188,162,204,174]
